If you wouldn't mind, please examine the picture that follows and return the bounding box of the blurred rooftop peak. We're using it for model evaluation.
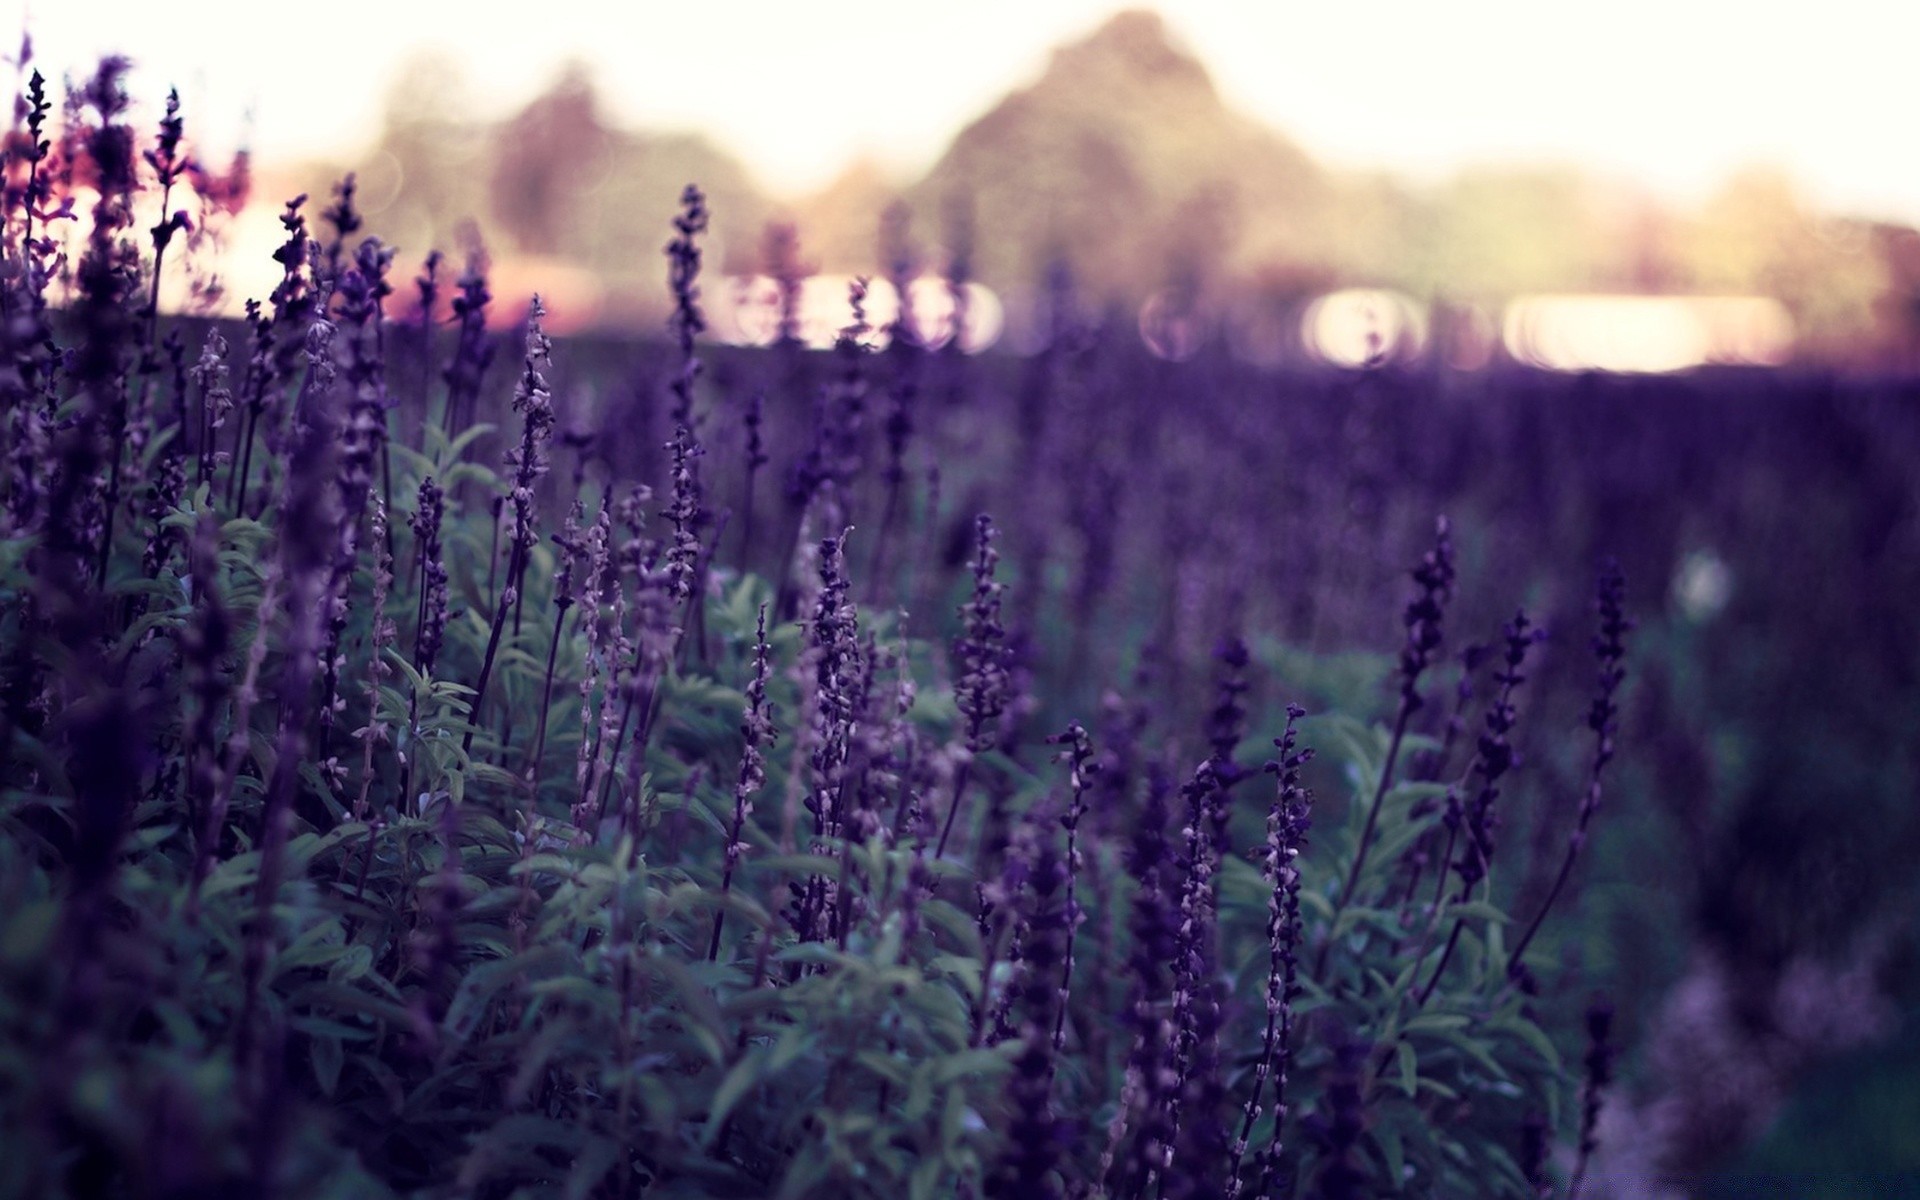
[1044,9,1216,98]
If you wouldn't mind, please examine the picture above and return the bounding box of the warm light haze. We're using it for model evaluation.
[10,0,1919,223]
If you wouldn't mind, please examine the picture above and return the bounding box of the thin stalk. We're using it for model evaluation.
[933,760,974,861]
[525,603,573,780]
[461,538,526,758]
[1314,703,1413,977]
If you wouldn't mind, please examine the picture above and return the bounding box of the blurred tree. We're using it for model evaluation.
[367,50,491,253]
[1405,167,1612,298]
[490,61,612,256]
[911,10,1332,304]
[785,158,907,275]
[1684,168,1889,355]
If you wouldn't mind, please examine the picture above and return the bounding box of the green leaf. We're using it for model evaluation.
[701,1045,768,1147]
[1447,900,1512,925]
[443,944,573,1043]
[1374,1106,1408,1188]
[563,1136,621,1200]
[1489,1014,1562,1073]
[310,1034,343,1097]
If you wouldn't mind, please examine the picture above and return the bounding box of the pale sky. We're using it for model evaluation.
[9,0,1919,223]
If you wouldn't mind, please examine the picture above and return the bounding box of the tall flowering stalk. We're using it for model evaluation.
[180,512,231,879]
[1332,517,1454,911]
[1417,608,1541,1006]
[787,529,860,948]
[988,827,1069,1200]
[665,184,708,427]
[238,311,343,1075]
[709,605,776,961]
[974,801,1043,1048]
[1454,610,1539,894]
[409,476,449,677]
[596,490,679,834]
[319,173,362,275]
[1204,635,1251,784]
[318,238,397,762]
[1509,560,1632,980]
[1103,767,1181,1198]
[1306,1039,1372,1200]
[352,499,395,822]
[49,58,137,605]
[405,472,449,798]
[1234,705,1314,1199]
[571,506,617,826]
[736,389,768,567]
[106,88,190,587]
[663,185,711,654]
[1169,761,1227,1146]
[192,562,280,904]
[1048,721,1096,1053]
[868,207,922,593]
[1568,995,1616,1200]
[0,73,61,506]
[1318,517,1454,980]
[462,297,555,756]
[411,248,443,410]
[231,194,317,516]
[526,501,585,781]
[190,327,233,488]
[936,514,1008,859]
[81,58,146,590]
[440,243,495,440]
[664,422,705,667]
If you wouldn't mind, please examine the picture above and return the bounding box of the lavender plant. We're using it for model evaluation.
[0,62,1719,1200]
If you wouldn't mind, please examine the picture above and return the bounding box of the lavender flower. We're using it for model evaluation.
[764,220,806,348]
[665,184,708,428]
[1418,608,1542,1005]
[320,172,362,273]
[988,827,1069,1200]
[787,528,861,946]
[1169,761,1226,1139]
[870,205,922,590]
[506,296,557,564]
[664,424,704,604]
[317,241,398,761]
[410,477,448,676]
[936,514,1009,858]
[1510,561,1633,980]
[181,512,231,884]
[1047,721,1097,1053]
[1305,1039,1371,1200]
[190,327,233,486]
[1330,516,1456,923]
[737,390,768,565]
[1234,704,1314,1199]
[1452,609,1540,895]
[1204,634,1251,784]
[709,604,777,961]
[352,499,396,822]
[461,297,555,756]
[1101,767,1180,1198]
[440,239,495,439]
[239,303,343,1070]
[1520,1112,1552,1199]
[572,505,617,826]
[1569,995,1616,1200]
